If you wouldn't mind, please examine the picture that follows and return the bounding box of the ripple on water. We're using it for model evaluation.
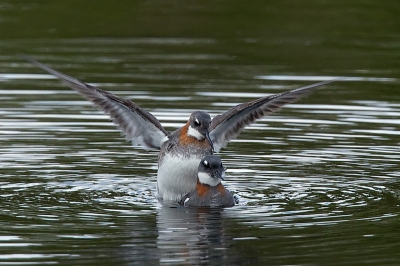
[1,64,400,264]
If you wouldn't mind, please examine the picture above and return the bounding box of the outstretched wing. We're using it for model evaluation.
[25,56,169,150]
[209,79,340,152]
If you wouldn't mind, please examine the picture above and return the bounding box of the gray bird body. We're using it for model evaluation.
[25,56,340,202]
[179,155,236,208]
[179,183,236,208]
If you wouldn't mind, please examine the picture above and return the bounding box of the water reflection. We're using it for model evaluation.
[157,206,229,264]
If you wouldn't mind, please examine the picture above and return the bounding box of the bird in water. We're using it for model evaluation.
[178,155,236,208]
[25,56,339,202]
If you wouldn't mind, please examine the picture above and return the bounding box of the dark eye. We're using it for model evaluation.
[194,119,200,126]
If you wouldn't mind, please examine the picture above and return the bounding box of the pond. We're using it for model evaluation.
[0,1,400,265]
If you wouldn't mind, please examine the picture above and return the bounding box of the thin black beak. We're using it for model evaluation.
[205,131,214,152]
[212,170,225,181]
[219,166,227,181]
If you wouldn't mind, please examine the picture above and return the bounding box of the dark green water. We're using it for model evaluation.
[1,1,400,265]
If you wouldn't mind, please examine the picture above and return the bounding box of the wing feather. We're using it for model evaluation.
[25,56,168,150]
[209,79,340,152]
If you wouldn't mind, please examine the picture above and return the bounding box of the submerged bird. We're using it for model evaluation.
[25,56,338,202]
[178,155,235,208]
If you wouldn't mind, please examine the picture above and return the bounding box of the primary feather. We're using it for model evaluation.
[209,79,340,152]
[24,56,168,150]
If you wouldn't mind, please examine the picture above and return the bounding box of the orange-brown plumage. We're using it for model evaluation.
[196,180,226,197]
[196,180,210,196]
[179,122,211,147]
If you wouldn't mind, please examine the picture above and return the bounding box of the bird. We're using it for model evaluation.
[24,56,339,202]
[178,155,236,208]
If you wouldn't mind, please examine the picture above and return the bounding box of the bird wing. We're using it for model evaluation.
[209,79,340,152]
[25,56,169,150]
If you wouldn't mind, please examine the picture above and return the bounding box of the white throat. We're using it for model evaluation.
[188,126,204,140]
[198,172,220,187]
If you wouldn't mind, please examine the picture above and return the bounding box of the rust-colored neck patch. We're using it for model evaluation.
[196,180,225,196]
[179,122,210,148]
[196,180,210,196]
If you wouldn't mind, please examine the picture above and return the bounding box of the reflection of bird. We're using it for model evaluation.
[179,155,235,208]
[26,56,338,202]
[156,205,227,264]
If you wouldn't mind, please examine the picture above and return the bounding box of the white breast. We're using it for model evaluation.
[157,154,202,201]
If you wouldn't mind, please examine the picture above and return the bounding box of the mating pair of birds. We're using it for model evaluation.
[26,56,337,208]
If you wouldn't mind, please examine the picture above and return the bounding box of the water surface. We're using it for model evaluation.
[1,1,400,265]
